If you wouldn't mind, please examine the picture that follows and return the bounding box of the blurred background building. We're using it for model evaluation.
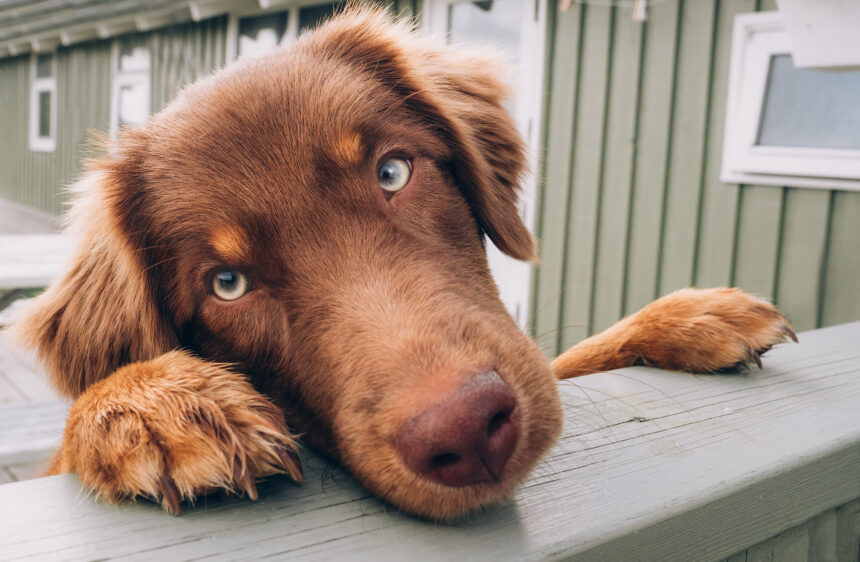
[0,0,858,354]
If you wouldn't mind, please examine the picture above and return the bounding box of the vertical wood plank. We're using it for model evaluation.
[694,0,756,288]
[558,4,613,348]
[731,185,784,299]
[622,0,679,315]
[658,0,717,295]
[820,191,860,327]
[808,507,838,562]
[834,498,859,562]
[532,3,583,356]
[773,188,830,332]
[745,522,810,562]
[589,10,643,333]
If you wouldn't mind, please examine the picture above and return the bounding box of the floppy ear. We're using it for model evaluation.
[316,10,536,261]
[422,47,537,262]
[10,148,177,398]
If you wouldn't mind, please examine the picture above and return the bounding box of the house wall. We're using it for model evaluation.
[1,0,856,347]
[0,0,415,217]
[0,16,228,215]
[532,0,860,356]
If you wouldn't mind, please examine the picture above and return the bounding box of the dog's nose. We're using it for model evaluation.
[394,371,519,487]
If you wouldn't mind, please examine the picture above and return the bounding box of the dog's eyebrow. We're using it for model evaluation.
[209,226,249,263]
[331,131,364,167]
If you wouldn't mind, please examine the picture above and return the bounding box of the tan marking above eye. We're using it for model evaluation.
[331,131,363,167]
[210,226,248,263]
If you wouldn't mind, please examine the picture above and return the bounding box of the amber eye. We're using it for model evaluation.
[377,157,412,192]
[212,269,249,301]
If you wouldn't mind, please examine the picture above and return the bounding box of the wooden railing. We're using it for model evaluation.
[0,317,857,560]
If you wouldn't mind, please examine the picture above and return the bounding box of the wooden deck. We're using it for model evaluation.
[0,322,857,561]
[0,197,59,236]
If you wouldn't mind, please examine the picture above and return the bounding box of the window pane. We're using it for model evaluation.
[448,0,521,60]
[447,0,522,111]
[118,82,148,126]
[298,2,344,35]
[118,39,150,72]
[238,12,288,57]
[38,90,51,138]
[757,54,860,149]
[36,53,53,78]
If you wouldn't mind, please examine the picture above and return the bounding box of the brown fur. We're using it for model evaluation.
[9,9,794,521]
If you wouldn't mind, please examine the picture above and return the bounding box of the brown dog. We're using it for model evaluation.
[10,9,795,521]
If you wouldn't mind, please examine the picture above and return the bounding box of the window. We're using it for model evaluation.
[29,52,57,152]
[238,11,288,58]
[227,2,345,62]
[424,0,547,326]
[110,37,151,137]
[721,12,860,190]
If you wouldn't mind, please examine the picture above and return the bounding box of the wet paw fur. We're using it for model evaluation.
[50,351,301,514]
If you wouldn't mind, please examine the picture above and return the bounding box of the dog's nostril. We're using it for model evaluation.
[430,452,461,470]
[487,411,511,438]
[394,370,520,488]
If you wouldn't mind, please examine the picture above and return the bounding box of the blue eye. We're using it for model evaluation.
[378,157,412,192]
[212,270,249,301]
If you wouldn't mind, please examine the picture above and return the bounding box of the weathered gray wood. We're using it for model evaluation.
[745,523,809,562]
[835,499,860,562]
[0,329,56,404]
[0,197,59,235]
[0,234,71,289]
[1,322,857,561]
[0,401,68,465]
[722,499,860,562]
[808,507,838,561]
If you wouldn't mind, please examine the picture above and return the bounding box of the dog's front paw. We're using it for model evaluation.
[628,287,797,373]
[54,351,301,514]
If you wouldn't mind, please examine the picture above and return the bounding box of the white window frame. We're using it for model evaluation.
[226,1,343,63]
[721,12,860,191]
[29,52,57,153]
[423,0,548,328]
[109,39,151,139]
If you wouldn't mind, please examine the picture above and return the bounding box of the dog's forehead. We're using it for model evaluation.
[137,62,359,223]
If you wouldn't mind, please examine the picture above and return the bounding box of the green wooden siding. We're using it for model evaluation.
[532,0,860,356]
[0,17,227,215]
[0,2,416,216]
[721,498,859,562]
[0,41,111,215]
[0,1,857,350]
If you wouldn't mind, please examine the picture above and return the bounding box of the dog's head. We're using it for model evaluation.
[15,9,562,520]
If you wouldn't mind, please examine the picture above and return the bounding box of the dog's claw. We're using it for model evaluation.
[748,347,763,369]
[279,446,303,483]
[784,325,799,343]
[157,473,183,515]
[232,458,259,501]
